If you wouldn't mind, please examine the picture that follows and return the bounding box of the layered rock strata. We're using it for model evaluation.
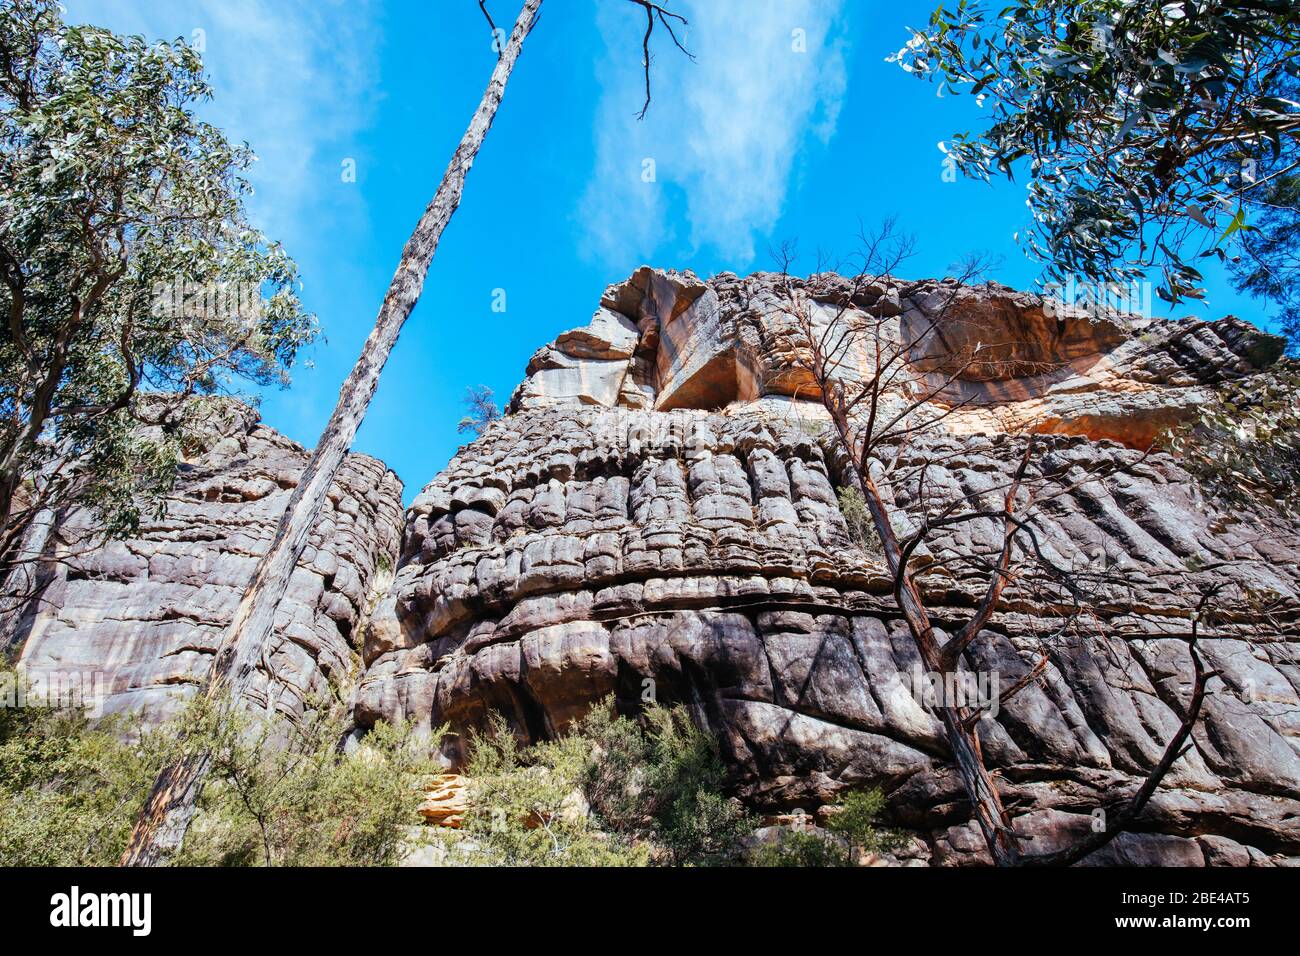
[359,269,1299,865]
[8,401,404,723]
[9,266,1298,866]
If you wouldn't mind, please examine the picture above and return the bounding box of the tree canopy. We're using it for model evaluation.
[892,1,1300,326]
[1228,127,1300,345]
[0,0,316,561]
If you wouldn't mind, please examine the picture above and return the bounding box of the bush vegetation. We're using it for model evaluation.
[0,672,438,866]
[0,675,899,867]
[443,699,899,867]
[1168,360,1300,517]
[0,698,160,866]
[448,702,751,866]
[175,701,439,867]
[837,485,882,554]
[749,790,904,867]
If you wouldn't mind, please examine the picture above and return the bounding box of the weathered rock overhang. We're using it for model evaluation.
[509,267,1285,451]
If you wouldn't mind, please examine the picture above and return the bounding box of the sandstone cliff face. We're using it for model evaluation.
[8,267,1297,866]
[9,401,404,723]
[358,269,1300,865]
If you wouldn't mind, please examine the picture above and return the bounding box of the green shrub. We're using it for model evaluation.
[837,486,881,554]
[454,711,649,867]
[747,789,901,867]
[639,705,751,865]
[0,701,164,866]
[825,788,904,855]
[451,700,751,867]
[748,829,853,867]
[0,668,438,866]
[177,701,441,867]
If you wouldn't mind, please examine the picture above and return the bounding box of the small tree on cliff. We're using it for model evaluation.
[457,385,501,437]
[0,1,315,591]
[769,225,1219,866]
[123,0,694,866]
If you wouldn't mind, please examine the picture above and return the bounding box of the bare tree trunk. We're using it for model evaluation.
[856,460,1021,866]
[120,0,543,867]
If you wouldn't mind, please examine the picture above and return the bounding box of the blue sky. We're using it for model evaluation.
[65,0,1276,502]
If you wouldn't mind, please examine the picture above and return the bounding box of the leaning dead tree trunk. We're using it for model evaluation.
[120,0,544,867]
[774,235,1028,863]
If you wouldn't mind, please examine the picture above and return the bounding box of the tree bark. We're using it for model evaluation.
[858,472,1021,866]
[120,0,543,867]
[810,361,1022,865]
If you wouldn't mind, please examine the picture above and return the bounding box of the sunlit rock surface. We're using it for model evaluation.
[8,267,1297,865]
[7,401,403,724]
[365,269,1298,865]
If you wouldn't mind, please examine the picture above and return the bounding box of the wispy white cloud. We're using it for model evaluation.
[580,0,850,267]
[62,0,383,251]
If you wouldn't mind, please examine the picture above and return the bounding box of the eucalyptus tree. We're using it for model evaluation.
[0,0,315,587]
[892,1,1300,309]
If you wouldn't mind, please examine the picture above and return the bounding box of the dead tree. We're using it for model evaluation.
[769,224,1220,866]
[627,1,693,119]
[122,0,692,867]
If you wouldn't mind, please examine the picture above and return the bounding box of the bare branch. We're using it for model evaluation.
[626,0,693,120]
[478,1,501,58]
[1022,588,1223,866]
[940,438,1036,670]
[963,652,1050,732]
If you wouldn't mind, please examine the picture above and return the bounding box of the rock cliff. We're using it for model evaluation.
[6,400,404,723]
[8,268,1299,865]
[360,268,1299,865]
